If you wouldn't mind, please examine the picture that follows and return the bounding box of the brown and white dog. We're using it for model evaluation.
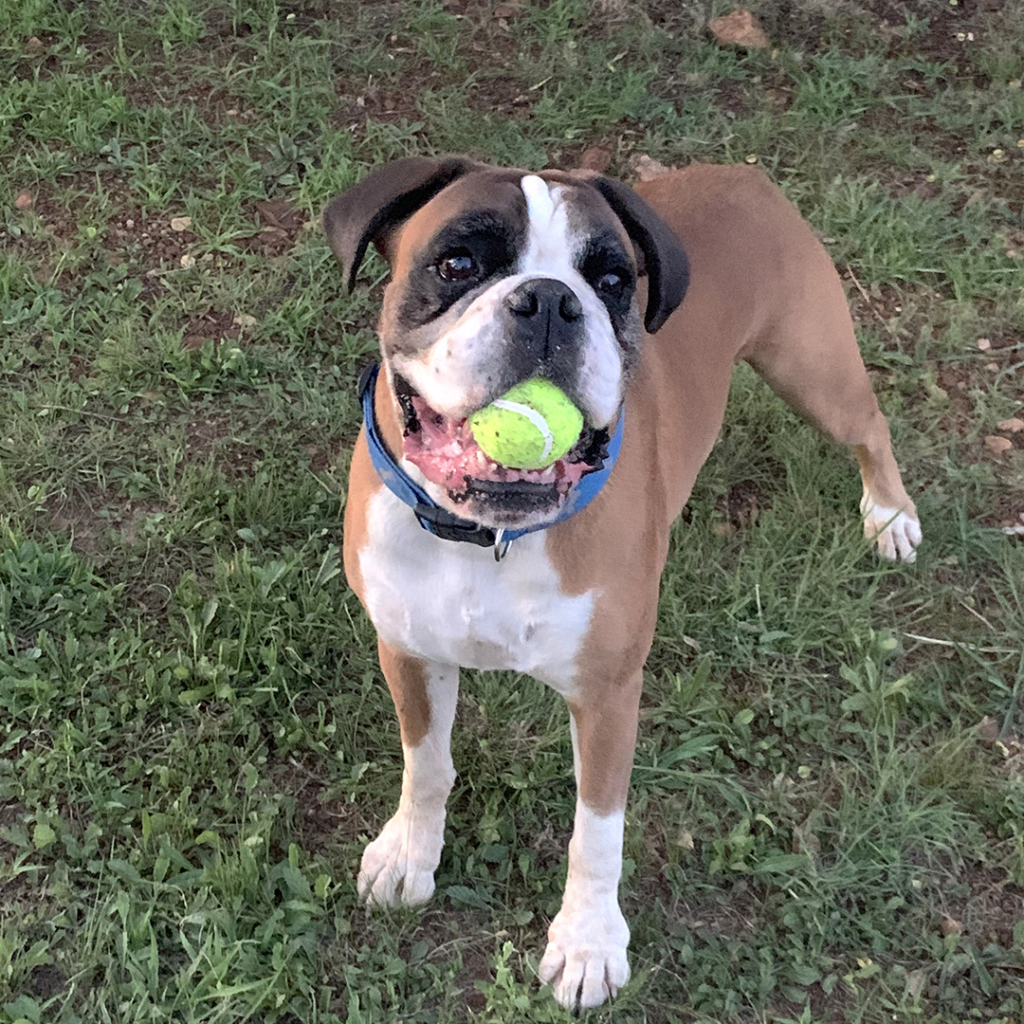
[324,157,921,1011]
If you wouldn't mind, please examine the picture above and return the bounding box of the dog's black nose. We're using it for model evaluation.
[503,277,586,390]
[507,279,583,323]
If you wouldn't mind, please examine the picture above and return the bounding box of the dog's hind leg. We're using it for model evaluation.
[742,264,921,562]
[358,640,459,907]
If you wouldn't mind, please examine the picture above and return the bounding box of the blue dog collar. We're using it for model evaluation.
[358,364,624,556]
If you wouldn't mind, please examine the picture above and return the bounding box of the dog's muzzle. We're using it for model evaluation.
[397,371,612,525]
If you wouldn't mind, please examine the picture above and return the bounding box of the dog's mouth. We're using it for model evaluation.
[395,377,611,518]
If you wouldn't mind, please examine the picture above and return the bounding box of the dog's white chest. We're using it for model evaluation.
[359,488,593,692]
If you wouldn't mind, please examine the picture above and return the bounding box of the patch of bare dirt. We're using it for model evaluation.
[45,489,169,561]
[238,198,308,256]
[272,755,367,855]
[715,478,771,537]
[184,411,264,481]
[713,78,753,118]
[182,311,240,351]
[862,0,1007,72]
[14,175,194,271]
[668,880,762,938]
[940,862,1024,948]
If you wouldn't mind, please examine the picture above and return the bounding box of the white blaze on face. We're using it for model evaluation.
[518,175,623,428]
[520,174,563,269]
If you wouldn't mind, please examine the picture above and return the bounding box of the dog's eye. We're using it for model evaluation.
[437,252,478,282]
[596,271,626,296]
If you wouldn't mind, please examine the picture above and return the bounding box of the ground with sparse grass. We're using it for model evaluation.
[1,0,1023,1021]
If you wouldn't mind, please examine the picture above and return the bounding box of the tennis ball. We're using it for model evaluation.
[469,379,584,470]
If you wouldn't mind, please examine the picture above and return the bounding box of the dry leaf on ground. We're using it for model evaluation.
[984,435,1013,455]
[708,9,770,49]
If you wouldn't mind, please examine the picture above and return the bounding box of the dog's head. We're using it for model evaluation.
[324,156,689,529]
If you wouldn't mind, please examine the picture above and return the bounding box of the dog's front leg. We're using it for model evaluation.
[539,670,642,1011]
[359,639,459,907]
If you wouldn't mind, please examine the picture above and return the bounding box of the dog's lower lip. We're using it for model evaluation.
[462,478,559,498]
[457,476,563,518]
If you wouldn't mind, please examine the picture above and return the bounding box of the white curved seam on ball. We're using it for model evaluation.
[489,399,553,461]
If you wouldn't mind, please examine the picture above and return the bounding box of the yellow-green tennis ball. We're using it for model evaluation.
[470,379,584,470]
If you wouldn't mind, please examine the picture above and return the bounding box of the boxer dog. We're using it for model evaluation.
[324,157,921,1011]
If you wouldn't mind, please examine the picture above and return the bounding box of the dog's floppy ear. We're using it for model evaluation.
[587,175,689,333]
[323,156,483,291]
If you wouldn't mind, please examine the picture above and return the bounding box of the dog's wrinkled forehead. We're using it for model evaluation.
[389,170,635,278]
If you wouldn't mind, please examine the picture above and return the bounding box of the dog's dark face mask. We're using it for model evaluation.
[324,158,688,529]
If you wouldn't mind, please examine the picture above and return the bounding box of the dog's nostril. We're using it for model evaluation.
[508,289,539,317]
[508,281,584,322]
[559,291,583,322]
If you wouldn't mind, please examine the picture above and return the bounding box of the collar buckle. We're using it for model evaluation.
[414,503,496,547]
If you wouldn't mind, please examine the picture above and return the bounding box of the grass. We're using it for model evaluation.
[1,0,1023,1020]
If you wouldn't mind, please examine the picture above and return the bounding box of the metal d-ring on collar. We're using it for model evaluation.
[358,363,624,559]
[492,529,512,562]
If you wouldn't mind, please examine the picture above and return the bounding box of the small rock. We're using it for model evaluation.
[764,87,791,112]
[979,716,1001,743]
[905,969,926,1000]
[580,147,612,173]
[708,9,770,49]
[170,216,192,232]
[180,254,196,269]
[26,36,44,54]
[996,418,1024,432]
[984,435,1013,455]
[14,189,33,211]
[977,337,992,351]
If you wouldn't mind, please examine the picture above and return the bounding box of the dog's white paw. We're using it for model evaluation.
[358,810,444,907]
[862,499,922,563]
[538,899,630,1011]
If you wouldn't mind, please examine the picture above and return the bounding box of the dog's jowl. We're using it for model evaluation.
[324,157,921,1011]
